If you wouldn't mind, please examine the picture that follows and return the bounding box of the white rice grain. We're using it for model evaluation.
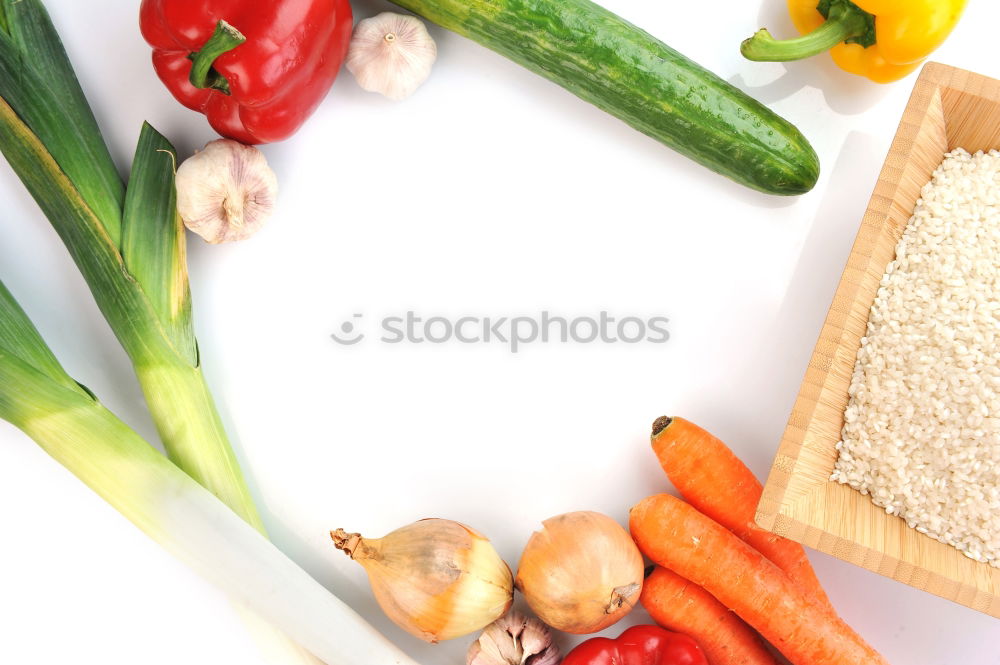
[833,148,1000,566]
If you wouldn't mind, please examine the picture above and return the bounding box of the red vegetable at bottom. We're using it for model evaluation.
[562,625,708,665]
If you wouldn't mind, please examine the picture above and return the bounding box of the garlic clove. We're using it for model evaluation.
[519,618,559,664]
[175,139,278,244]
[467,612,559,665]
[484,619,523,663]
[346,12,437,101]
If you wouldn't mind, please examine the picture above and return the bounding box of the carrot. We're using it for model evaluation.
[650,416,830,607]
[630,494,889,665]
[642,566,778,665]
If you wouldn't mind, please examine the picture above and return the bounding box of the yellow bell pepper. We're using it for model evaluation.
[741,0,967,83]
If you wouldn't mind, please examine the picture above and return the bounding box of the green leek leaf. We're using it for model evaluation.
[0,280,79,393]
[0,347,88,431]
[122,123,196,365]
[0,95,168,364]
[0,0,123,244]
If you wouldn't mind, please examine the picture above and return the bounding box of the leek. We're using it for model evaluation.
[0,0,261,533]
[0,99,318,657]
[0,2,398,661]
[0,281,419,665]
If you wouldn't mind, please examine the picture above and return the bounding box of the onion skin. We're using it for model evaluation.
[515,511,644,634]
[333,519,513,643]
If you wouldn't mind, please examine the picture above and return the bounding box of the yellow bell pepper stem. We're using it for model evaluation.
[742,0,872,62]
[742,0,874,62]
[742,0,967,83]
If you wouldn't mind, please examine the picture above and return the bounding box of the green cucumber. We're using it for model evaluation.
[390,0,819,195]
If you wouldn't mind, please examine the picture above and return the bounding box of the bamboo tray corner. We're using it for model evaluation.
[757,62,1000,618]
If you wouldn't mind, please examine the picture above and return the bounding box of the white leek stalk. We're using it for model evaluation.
[0,282,419,665]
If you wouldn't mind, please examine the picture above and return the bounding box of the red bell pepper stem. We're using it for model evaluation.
[188,20,245,95]
[141,0,353,143]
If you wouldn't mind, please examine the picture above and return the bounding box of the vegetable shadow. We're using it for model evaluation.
[215,416,446,662]
[347,0,804,212]
[661,132,879,497]
[728,130,880,436]
[729,0,892,116]
[697,130,902,649]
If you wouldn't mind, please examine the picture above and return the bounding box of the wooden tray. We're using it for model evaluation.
[756,62,1000,617]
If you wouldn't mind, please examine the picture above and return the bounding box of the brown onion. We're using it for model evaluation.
[332,519,513,643]
[514,511,643,634]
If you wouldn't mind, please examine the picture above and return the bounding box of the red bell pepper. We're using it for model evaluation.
[562,625,708,665]
[139,0,353,144]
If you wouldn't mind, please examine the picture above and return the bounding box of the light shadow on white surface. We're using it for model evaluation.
[734,129,882,416]
[723,130,1000,660]
[728,0,893,116]
[692,131,881,493]
[350,0,802,211]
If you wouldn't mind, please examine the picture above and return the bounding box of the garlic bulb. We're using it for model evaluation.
[346,12,437,100]
[331,519,513,643]
[175,139,277,244]
[467,612,560,665]
[515,511,643,634]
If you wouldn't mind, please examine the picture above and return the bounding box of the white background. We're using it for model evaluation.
[1,0,998,663]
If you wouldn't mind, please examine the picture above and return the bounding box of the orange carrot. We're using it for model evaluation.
[642,566,778,665]
[650,416,830,607]
[630,494,888,665]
